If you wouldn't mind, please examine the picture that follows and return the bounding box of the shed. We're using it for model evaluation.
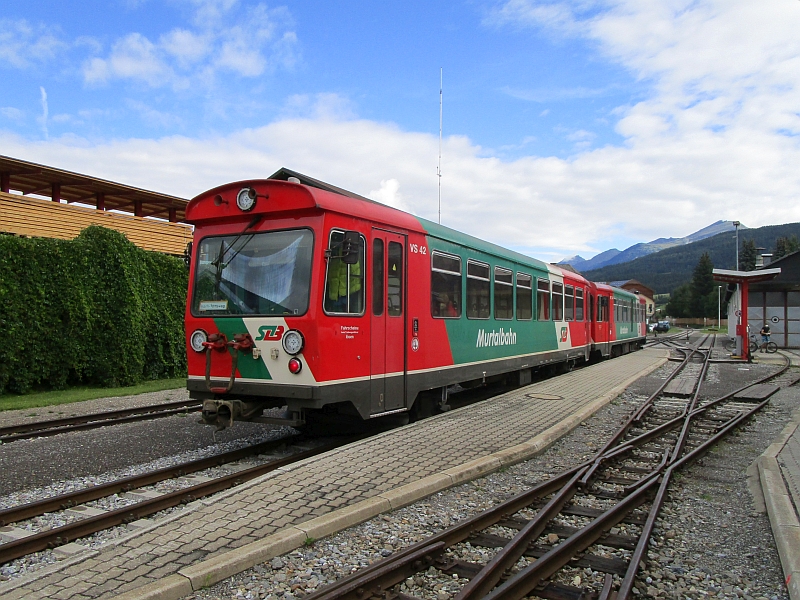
[747,250,800,348]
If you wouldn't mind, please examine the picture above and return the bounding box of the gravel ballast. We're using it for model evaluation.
[182,354,798,600]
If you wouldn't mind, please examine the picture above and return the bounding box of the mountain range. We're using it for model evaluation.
[578,221,800,295]
[559,220,743,272]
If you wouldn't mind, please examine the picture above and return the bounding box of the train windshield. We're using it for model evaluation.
[192,229,314,316]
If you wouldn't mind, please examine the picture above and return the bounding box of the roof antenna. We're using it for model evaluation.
[438,67,443,225]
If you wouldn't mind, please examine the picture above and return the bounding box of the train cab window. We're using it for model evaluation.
[387,242,403,316]
[324,230,365,315]
[372,239,384,316]
[431,252,462,318]
[467,260,490,319]
[565,285,574,321]
[494,267,513,320]
[516,273,533,320]
[537,279,550,321]
[192,229,314,317]
[552,282,564,321]
[576,288,584,321]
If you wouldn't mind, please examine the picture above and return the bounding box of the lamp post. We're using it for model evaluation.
[733,220,740,270]
[718,285,721,331]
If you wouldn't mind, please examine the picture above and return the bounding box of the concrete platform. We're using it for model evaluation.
[759,406,800,600]
[0,348,668,600]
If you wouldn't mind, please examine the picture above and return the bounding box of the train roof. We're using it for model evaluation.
[188,168,593,284]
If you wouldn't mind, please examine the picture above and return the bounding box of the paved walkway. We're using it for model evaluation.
[759,407,800,600]
[0,349,668,600]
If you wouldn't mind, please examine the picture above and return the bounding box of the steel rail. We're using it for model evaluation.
[307,342,790,600]
[0,437,352,564]
[485,350,782,600]
[0,435,300,526]
[0,399,202,443]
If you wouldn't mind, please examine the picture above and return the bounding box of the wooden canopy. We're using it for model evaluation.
[0,154,188,222]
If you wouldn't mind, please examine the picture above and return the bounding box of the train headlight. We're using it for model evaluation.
[288,357,303,374]
[282,329,304,355]
[190,329,208,353]
[236,187,257,212]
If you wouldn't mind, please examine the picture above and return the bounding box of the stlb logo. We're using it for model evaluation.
[255,325,285,341]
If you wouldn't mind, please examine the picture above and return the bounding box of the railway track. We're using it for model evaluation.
[0,434,358,565]
[304,337,790,600]
[0,399,202,444]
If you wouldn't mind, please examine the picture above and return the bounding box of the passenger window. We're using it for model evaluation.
[598,296,609,322]
[565,285,574,321]
[372,239,384,316]
[494,267,513,320]
[537,279,550,321]
[388,241,402,316]
[467,260,490,319]
[324,230,364,315]
[576,288,584,321]
[516,273,533,320]
[431,252,462,318]
[552,282,564,321]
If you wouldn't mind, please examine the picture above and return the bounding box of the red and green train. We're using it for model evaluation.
[184,169,647,430]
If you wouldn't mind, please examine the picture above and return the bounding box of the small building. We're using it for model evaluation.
[747,250,800,348]
[607,279,656,320]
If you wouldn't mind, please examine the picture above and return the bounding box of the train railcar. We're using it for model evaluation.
[184,169,646,430]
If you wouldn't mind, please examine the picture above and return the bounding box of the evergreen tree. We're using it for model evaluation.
[690,253,715,317]
[739,239,757,271]
[773,235,800,260]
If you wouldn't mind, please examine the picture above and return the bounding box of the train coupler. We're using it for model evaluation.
[201,399,263,430]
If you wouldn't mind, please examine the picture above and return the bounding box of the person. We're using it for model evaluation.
[760,323,771,351]
[326,255,362,313]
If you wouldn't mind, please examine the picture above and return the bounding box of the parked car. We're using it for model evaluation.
[654,321,670,333]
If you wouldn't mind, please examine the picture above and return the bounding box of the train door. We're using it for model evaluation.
[370,230,407,414]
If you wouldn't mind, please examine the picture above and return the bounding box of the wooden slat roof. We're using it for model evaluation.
[0,155,188,221]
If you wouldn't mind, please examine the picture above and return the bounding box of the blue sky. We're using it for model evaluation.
[2,1,800,261]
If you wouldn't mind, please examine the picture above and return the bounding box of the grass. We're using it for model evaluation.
[0,378,186,412]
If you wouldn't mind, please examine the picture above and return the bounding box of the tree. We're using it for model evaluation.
[740,239,757,271]
[690,253,715,317]
[773,235,800,260]
[666,284,691,318]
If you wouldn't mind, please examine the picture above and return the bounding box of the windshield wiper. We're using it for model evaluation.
[212,215,263,296]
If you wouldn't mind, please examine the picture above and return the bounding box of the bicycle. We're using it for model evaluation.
[749,334,778,354]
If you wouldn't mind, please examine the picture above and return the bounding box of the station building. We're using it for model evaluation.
[0,154,191,255]
[746,250,800,348]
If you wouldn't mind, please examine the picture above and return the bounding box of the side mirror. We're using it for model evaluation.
[184,241,193,268]
[341,231,362,265]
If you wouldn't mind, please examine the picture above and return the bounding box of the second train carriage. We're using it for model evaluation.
[184,169,647,430]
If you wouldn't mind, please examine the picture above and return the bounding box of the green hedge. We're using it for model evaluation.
[0,226,188,394]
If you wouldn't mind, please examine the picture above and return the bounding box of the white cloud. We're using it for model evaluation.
[369,179,409,212]
[3,101,799,262]
[0,19,66,69]
[0,107,24,122]
[85,33,181,88]
[37,87,48,139]
[82,2,298,89]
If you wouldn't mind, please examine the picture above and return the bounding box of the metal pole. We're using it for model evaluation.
[718,286,721,331]
[733,220,740,269]
[438,68,442,225]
